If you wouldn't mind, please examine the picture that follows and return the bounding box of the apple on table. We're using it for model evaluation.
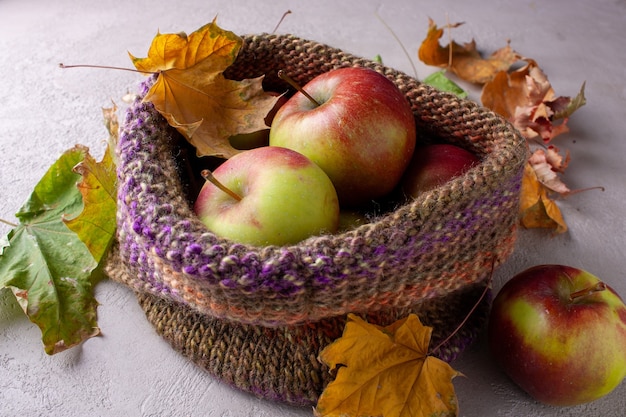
[193,146,339,247]
[488,264,626,406]
[269,67,416,207]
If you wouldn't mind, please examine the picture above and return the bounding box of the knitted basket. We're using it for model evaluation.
[106,33,527,406]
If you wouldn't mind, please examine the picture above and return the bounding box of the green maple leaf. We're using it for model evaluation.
[0,146,101,354]
[423,70,468,98]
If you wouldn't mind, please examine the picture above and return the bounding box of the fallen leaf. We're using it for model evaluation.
[519,162,567,233]
[528,147,570,194]
[481,59,586,142]
[315,313,460,417]
[63,105,119,264]
[423,70,468,98]
[418,18,519,84]
[129,18,279,158]
[0,146,101,354]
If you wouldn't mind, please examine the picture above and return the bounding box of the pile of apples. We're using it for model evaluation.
[191,68,626,408]
[193,67,479,247]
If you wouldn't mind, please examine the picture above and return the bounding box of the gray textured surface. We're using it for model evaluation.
[1,0,625,416]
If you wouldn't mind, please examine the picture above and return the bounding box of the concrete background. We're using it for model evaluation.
[1,0,625,416]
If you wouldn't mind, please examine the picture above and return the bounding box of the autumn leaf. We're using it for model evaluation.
[316,314,460,417]
[519,162,567,233]
[63,105,119,264]
[481,59,586,143]
[528,147,570,194]
[0,146,101,354]
[418,18,519,84]
[129,18,279,158]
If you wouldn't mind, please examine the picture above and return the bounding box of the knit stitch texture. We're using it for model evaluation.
[106,33,528,405]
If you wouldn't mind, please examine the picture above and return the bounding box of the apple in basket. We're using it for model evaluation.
[193,146,340,246]
[269,67,416,207]
[399,143,479,199]
[488,264,626,406]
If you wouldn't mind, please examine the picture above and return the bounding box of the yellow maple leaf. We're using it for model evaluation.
[418,18,519,84]
[129,18,279,158]
[64,105,119,264]
[316,314,461,417]
[519,162,567,233]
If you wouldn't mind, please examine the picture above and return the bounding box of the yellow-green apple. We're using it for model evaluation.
[488,264,626,406]
[400,143,479,199]
[269,67,416,207]
[193,146,339,246]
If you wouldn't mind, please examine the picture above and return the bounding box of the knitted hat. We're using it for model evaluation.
[106,33,527,406]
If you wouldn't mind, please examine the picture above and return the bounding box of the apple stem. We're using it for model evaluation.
[277,70,321,107]
[570,282,606,301]
[201,169,242,202]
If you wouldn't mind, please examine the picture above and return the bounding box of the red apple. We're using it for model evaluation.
[399,143,479,199]
[488,265,626,406]
[193,146,339,246]
[269,67,416,207]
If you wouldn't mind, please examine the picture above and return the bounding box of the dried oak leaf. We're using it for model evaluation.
[519,162,567,233]
[418,18,519,84]
[481,59,586,142]
[129,18,279,158]
[315,313,460,417]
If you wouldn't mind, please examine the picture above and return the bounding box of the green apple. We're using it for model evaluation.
[193,146,339,246]
[488,264,626,406]
[269,67,416,207]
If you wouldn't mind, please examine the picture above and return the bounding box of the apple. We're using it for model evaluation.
[488,264,626,406]
[193,146,339,246]
[399,143,479,199]
[269,67,416,207]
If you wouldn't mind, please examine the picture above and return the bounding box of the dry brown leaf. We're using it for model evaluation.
[315,314,460,417]
[528,148,570,194]
[481,59,585,143]
[418,18,519,84]
[519,162,567,233]
[417,19,588,234]
[129,18,279,158]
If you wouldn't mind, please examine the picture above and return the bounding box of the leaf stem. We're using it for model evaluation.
[277,70,321,107]
[272,10,292,34]
[430,258,495,355]
[59,63,156,75]
[375,11,418,79]
[201,169,242,202]
[0,218,18,228]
